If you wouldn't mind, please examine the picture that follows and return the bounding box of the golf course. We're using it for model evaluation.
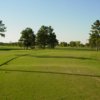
[0,0,100,100]
[0,47,100,100]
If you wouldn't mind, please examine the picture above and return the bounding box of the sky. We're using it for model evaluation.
[0,0,100,43]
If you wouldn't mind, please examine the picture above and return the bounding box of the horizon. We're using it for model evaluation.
[0,0,100,43]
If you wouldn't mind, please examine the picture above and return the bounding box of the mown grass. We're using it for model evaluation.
[0,46,100,100]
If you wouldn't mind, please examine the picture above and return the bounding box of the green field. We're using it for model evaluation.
[0,47,100,100]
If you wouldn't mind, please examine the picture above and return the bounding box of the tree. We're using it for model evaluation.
[0,20,6,37]
[19,28,35,49]
[60,42,68,47]
[75,41,81,47]
[36,25,48,49]
[36,25,58,49]
[89,20,100,51]
[47,26,58,48]
[69,41,76,47]
[69,41,82,47]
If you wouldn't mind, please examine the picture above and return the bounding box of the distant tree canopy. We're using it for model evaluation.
[60,42,68,47]
[19,26,58,49]
[19,28,35,49]
[0,20,6,37]
[36,25,58,49]
[69,41,81,47]
[89,20,100,50]
[47,26,58,48]
[36,26,48,49]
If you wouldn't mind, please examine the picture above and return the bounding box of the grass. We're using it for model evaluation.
[0,46,100,100]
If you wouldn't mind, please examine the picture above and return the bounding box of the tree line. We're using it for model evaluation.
[19,26,58,49]
[59,20,100,50]
[0,19,100,50]
[59,41,84,47]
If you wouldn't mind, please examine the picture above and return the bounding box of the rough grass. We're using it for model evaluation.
[0,47,100,100]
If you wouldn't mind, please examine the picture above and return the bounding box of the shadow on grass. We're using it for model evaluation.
[0,53,98,69]
[0,48,23,51]
[56,47,96,51]
[26,54,96,61]
[0,54,28,67]
[0,69,100,78]
[0,57,19,67]
[0,54,99,78]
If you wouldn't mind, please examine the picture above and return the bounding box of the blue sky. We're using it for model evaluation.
[0,0,100,43]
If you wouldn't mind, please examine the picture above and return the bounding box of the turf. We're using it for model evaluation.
[0,47,100,100]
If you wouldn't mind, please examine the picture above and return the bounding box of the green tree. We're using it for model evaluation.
[60,42,68,47]
[36,25,48,49]
[89,20,100,51]
[47,26,58,48]
[69,41,76,47]
[19,28,35,49]
[69,41,82,47]
[75,41,81,47]
[0,20,6,37]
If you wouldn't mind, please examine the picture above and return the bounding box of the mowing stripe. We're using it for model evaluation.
[0,69,100,78]
[0,54,28,67]
[0,56,19,67]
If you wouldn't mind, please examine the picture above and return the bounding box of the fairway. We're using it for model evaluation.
[0,48,100,100]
